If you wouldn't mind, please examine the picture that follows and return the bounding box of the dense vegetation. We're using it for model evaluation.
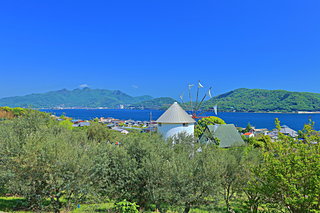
[131,97,177,110]
[0,106,37,119]
[204,88,320,112]
[194,116,226,137]
[0,111,319,213]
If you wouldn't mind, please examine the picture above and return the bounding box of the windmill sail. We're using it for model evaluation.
[183,82,218,118]
[179,93,184,101]
[195,81,203,112]
[179,92,189,110]
[188,84,194,113]
[214,105,218,115]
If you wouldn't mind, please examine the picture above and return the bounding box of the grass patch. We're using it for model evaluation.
[71,203,114,212]
[0,196,273,213]
[0,197,30,212]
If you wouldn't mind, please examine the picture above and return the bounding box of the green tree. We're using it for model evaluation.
[298,120,320,144]
[120,133,167,209]
[166,134,222,213]
[114,200,139,213]
[58,119,74,129]
[217,147,257,212]
[141,139,175,211]
[243,123,253,133]
[240,148,263,213]
[194,116,226,138]
[254,125,320,212]
[86,122,115,143]
[90,133,166,210]
[0,114,92,212]
[89,142,138,203]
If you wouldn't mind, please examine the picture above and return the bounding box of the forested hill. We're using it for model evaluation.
[1,87,320,112]
[131,97,177,110]
[0,88,153,108]
[204,88,320,112]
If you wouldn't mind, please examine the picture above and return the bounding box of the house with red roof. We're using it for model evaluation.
[243,132,254,138]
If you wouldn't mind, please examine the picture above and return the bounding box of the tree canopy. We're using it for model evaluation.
[0,112,320,212]
[194,116,226,137]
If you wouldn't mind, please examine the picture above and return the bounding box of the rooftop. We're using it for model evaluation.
[156,102,196,124]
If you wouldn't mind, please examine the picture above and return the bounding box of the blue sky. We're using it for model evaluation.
[0,0,319,99]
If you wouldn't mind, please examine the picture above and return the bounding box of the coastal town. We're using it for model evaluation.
[54,101,300,144]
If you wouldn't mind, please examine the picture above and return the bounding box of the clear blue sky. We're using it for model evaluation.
[0,0,319,99]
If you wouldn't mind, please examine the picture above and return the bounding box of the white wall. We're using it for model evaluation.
[158,123,194,139]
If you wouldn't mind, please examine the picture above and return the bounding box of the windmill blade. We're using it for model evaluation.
[188,84,194,89]
[179,93,184,101]
[208,87,212,99]
[195,81,200,112]
[179,92,188,110]
[188,84,194,113]
[214,105,218,115]
[195,93,207,112]
[196,105,217,117]
[195,81,205,113]
[195,86,211,114]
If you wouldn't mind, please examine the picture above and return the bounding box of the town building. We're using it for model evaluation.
[267,125,298,139]
[243,132,254,138]
[199,124,245,148]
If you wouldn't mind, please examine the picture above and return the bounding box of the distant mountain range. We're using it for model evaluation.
[0,88,175,109]
[1,87,320,113]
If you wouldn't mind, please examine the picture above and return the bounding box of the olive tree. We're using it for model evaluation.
[0,114,93,212]
[254,124,320,212]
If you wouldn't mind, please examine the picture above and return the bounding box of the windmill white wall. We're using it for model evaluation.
[158,123,195,139]
[156,102,196,139]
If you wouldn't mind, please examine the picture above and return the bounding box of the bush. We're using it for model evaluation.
[114,200,139,213]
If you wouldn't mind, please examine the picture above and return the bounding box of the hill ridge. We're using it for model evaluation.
[1,87,320,112]
[0,88,153,109]
[204,88,320,112]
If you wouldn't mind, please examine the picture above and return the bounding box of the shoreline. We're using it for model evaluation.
[38,108,320,114]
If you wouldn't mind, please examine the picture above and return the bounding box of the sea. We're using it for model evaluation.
[40,109,320,131]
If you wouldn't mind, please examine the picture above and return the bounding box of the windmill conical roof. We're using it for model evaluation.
[156,102,196,124]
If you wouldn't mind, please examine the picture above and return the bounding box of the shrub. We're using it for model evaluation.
[114,200,139,213]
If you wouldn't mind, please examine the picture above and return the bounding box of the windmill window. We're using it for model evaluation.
[183,123,188,127]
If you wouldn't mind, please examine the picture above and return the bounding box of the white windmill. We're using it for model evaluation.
[156,102,196,139]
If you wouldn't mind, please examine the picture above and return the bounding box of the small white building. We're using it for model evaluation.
[156,102,196,139]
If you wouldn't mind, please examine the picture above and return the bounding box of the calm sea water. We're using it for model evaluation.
[40,109,320,131]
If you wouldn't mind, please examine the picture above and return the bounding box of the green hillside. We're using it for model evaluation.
[0,88,153,108]
[204,88,320,112]
[1,87,320,112]
[131,97,177,110]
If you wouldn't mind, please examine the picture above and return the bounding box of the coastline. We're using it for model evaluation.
[37,108,320,114]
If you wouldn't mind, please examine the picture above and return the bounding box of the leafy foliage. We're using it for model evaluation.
[0,113,93,212]
[204,88,320,112]
[114,200,139,213]
[0,107,36,119]
[253,124,320,212]
[194,116,226,137]
[1,111,320,213]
